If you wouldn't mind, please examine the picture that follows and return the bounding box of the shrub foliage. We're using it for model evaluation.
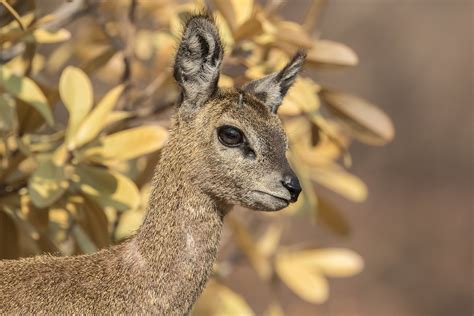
[0,0,394,314]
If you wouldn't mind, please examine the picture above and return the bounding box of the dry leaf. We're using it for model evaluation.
[59,66,93,140]
[320,89,395,145]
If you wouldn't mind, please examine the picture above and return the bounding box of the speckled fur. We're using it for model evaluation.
[0,14,305,315]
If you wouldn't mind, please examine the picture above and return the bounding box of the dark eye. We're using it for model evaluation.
[217,125,244,147]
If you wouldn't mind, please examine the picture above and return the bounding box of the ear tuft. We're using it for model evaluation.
[174,13,224,111]
[276,50,306,96]
[243,50,306,113]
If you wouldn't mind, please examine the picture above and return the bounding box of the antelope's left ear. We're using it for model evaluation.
[243,51,306,113]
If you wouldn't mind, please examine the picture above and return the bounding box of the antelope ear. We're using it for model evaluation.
[243,51,306,113]
[173,14,224,113]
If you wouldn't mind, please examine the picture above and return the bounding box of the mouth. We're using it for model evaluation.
[253,190,290,206]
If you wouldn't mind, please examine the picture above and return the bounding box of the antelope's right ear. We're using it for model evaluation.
[173,14,224,115]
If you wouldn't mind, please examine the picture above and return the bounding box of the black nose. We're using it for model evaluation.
[282,175,302,203]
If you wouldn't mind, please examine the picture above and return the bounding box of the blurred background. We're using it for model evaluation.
[250,1,472,315]
[0,1,472,315]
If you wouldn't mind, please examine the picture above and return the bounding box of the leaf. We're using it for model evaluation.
[193,281,254,316]
[308,164,368,202]
[28,157,68,208]
[300,248,364,277]
[115,209,145,241]
[307,40,358,67]
[72,224,97,254]
[81,125,168,162]
[103,111,133,127]
[68,85,124,149]
[59,66,93,141]
[279,77,320,116]
[275,248,363,303]
[274,20,314,48]
[257,223,283,258]
[32,28,71,44]
[275,250,329,303]
[316,196,351,236]
[0,211,19,259]
[320,89,395,145]
[74,164,140,211]
[0,94,17,131]
[212,0,254,31]
[77,197,110,249]
[0,65,54,126]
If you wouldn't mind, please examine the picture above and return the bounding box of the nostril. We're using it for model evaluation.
[282,175,302,202]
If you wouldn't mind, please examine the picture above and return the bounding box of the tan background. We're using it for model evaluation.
[229,1,473,315]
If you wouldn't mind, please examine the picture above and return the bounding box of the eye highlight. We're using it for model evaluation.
[217,125,244,147]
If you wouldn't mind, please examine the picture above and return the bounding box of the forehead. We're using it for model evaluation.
[209,89,287,145]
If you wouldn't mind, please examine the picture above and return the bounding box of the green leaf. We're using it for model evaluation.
[0,65,54,126]
[68,85,124,150]
[59,66,93,142]
[74,164,140,211]
[72,225,97,254]
[77,197,110,249]
[81,126,168,162]
[28,156,68,208]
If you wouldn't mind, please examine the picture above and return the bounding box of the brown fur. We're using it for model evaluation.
[0,15,305,314]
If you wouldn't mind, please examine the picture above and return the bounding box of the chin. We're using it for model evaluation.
[240,191,290,212]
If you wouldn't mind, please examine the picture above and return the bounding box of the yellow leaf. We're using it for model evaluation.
[69,84,124,149]
[193,281,254,316]
[308,163,368,202]
[28,157,68,208]
[74,164,140,211]
[219,74,234,88]
[298,248,364,277]
[80,125,168,162]
[212,0,254,31]
[59,66,93,141]
[257,223,283,258]
[104,111,133,127]
[274,20,314,49]
[215,12,235,48]
[316,196,351,236]
[32,28,71,44]
[0,65,54,126]
[320,89,395,145]
[275,250,329,303]
[114,209,145,241]
[280,77,320,116]
[232,0,254,28]
[307,40,358,67]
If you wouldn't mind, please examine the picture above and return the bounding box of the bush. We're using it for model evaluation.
[0,0,394,314]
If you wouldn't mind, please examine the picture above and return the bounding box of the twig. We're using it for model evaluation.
[0,0,26,30]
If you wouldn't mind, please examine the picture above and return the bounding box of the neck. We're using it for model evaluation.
[130,131,227,314]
